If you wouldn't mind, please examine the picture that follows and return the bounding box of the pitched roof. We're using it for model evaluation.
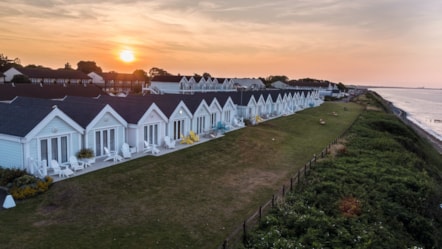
[151,75,185,83]
[11,96,107,128]
[15,67,91,80]
[0,103,52,137]
[0,84,104,101]
[96,95,155,124]
[101,72,145,81]
[0,101,54,137]
[231,78,265,88]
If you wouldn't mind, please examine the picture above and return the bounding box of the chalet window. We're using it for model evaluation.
[196,116,206,134]
[40,135,68,163]
[224,110,231,123]
[210,113,217,128]
[95,128,116,156]
[173,119,185,140]
[144,123,159,145]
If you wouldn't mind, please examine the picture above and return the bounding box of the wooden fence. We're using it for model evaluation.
[217,141,337,249]
[217,110,362,249]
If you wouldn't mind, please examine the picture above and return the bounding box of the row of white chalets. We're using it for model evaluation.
[0,89,322,178]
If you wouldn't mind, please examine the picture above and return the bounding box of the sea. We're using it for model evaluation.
[369,88,442,142]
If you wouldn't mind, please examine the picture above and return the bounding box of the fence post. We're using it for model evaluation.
[282,185,285,197]
[314,154,317,163]
[272,194,275,207]
[223,240,227,249]
[290,177,293,191]
[259,206,262,221]
[304,164,307,177]
[243,220,247,245]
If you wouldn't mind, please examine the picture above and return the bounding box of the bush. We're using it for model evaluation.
[0,167,27,186]
[76,148,94,159]
[9,175,53,200]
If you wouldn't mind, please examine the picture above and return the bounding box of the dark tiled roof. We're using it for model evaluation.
[12,96,106,128]
[178,94,206,113]
[57,97,108,128]
[101,72,145,81]
[96,95,155,124]
[17,67,91,80]
[151,75,184,83]
[0,101,54,137]
[0,84,104,101]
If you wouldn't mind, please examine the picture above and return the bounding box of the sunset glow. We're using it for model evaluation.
[1,1,441,88]
[119,50,135,63]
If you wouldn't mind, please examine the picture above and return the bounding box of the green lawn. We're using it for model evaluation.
[0,102,363,249]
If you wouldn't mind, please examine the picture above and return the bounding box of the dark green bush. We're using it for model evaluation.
[244,94,442,249]
[0,167,27,186]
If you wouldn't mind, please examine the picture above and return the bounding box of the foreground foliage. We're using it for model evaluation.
[0,167,53,200]
[244,94,442,249]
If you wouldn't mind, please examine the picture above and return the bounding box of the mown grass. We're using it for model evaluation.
[0,102,363,249]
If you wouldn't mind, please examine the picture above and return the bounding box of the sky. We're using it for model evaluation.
[1,0,442,88]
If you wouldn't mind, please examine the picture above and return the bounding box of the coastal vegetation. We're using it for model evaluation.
[242,93,442,249]
[0,101,363,249]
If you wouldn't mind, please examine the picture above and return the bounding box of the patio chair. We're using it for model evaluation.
[164,136,176,149]
[232,117,245,127]
[143,141,153,153]
[50,160,74,178]
[104,147,123,162]
[121,143,132,159]
[69,156,85,172]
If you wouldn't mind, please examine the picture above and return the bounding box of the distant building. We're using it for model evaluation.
[271,79,344,98]
[88,72,145,93]
[146,75,263,94]
[0,84,103,102]
[3,67,91,85]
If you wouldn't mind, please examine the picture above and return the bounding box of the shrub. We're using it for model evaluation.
[76,148,94,159]
[9,175,53,200]
[0,167,27,186]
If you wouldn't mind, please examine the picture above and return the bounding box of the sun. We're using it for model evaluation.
[119,49,135,63]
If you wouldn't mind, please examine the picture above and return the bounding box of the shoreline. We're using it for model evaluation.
[387,102,442,155]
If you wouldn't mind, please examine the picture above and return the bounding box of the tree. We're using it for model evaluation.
[133,69,148,80]
[133,69,149,88]
[76,61,103,74]
[25,64,51,69]
[0,53,21,71]
[337,82,347,91]
[11,74,31,84]
[148,67,172,78]
[266,75,289,83]
[64,62,73,70]
[202,72,212,78]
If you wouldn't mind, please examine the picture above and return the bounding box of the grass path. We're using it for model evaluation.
[0,102,364,249]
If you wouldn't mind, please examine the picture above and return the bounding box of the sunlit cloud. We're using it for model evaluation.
[0,0,441,87]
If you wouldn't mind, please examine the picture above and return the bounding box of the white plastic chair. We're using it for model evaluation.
[143,141,153,153]
[104,147,122,162]
[121,143,132,159]
[69,156,85,172]
[51,160,74,178]
[164,136,176,149]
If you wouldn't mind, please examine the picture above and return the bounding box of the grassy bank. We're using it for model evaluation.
[0,102,363,249]
[244,93,442,248]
